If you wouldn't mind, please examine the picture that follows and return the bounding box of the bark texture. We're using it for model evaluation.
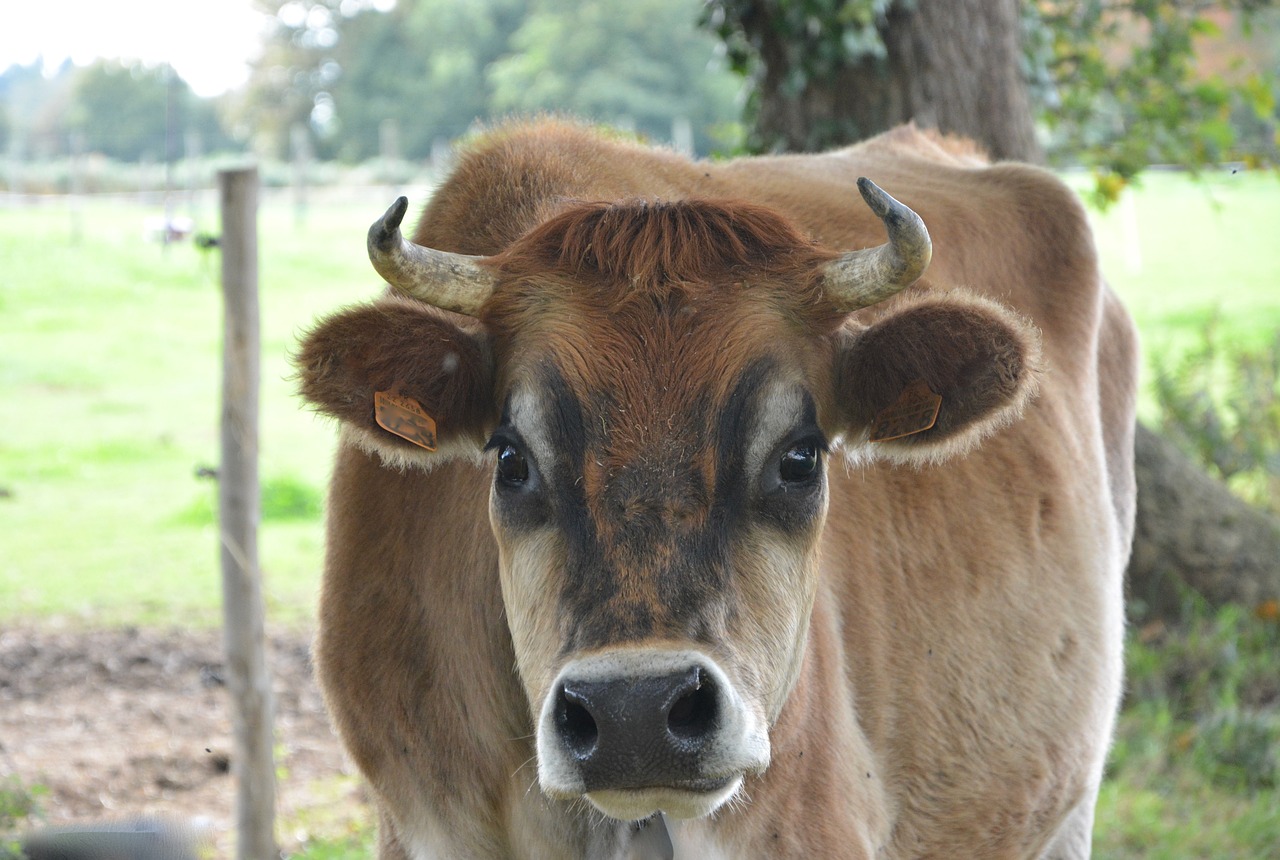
[1129,424,1280,618]
[751,0,1041,161]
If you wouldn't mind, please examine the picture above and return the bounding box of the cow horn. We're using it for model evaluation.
[367,197,497,317]
[821,178,932,312]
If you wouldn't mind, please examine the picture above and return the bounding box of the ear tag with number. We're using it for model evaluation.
[374,391,438,451]
[869,379,942,443]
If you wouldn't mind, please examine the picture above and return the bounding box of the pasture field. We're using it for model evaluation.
[1,170,1277,857]
[1087,169,1280,343]
[1,191,381,626]
[1081,169,1280,422]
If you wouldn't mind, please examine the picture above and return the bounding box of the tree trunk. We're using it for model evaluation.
[750,0,1041,161]
[726,0,1280,619]
[1129,424,1280,619]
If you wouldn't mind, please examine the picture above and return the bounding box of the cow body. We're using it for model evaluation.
[299,121,1137,858]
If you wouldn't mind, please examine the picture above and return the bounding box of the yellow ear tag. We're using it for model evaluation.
[374,391,438,451]
[869,379,942,443]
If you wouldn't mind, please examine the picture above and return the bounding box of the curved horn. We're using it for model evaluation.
[821,178,932,313]
[367,197,497,317]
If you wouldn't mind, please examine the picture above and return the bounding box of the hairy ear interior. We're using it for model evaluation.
[294,295,494,468]
[837,291,1041,464]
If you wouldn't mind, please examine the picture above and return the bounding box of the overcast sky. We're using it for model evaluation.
[1,0,269,96]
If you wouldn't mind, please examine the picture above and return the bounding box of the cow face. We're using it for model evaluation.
[483,265,834,820]
[295,189,1039,822]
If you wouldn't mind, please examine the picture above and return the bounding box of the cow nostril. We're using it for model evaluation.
[667,673,717,743]
[556,688,599,760]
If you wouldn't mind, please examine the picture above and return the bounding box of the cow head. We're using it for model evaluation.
[296,181,1039,821]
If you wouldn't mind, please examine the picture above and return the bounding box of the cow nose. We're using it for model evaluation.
[553,665,719,789]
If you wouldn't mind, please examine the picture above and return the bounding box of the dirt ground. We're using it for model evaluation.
[0,625,371,857]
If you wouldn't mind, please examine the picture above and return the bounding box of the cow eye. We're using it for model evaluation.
[779,443,819,484]
[495,443,529,485]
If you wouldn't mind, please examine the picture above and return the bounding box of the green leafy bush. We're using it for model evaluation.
[1116,599,1280,789]
[1098,599,1280,856]
[1151,316,1280,513]
[0,776,45,857]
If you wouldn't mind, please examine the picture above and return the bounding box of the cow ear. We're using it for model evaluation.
[294,295,493,470]
[835,292,1041,464]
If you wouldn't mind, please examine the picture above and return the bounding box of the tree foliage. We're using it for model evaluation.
[1032,2,1278,200]
[241,0,741,160]
[68,62,232,161]
[1152,317,1280,513]
[68,63,178,161]
[328,0,527,160]
[9,0,1273,183]
[702,0,896,152]
[241,0,521,158]
[237,0,358,158]
[0,59,232,162]
[487,0,739,150]
[0,60,76,158]
[703,0,1279,200]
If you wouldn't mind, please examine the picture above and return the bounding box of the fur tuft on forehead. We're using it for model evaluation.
[489,198,838,296]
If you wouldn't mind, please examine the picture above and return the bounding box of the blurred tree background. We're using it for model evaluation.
[0,0,745,169]
[3,0,1275,174]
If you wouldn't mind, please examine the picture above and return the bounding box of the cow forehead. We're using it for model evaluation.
[501,287,815,438]
[481,196,844,397]
[500,274,796,379]
[506,354,813,479]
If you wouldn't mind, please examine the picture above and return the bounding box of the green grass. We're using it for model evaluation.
[1090,171,1280,332]
[1080,169,1280,422]
[0,193,380,627]
[1094,603,1280,858]
[1094,776,1280,859]
[276,773,377,859]
[287,835,377,860]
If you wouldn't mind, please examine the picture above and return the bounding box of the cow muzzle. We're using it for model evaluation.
[535,649,770,821]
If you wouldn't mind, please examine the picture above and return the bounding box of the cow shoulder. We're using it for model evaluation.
[837,127,1106,344]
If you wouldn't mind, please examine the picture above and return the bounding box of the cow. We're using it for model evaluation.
[295,119,1138,859]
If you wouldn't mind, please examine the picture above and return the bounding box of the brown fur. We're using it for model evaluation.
[296,119,1138,859]
[295,295,495,457]
[485,197,846,327]
[838,290,1043,460]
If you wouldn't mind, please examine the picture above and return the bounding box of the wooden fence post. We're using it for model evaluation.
[217,166,277,860]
